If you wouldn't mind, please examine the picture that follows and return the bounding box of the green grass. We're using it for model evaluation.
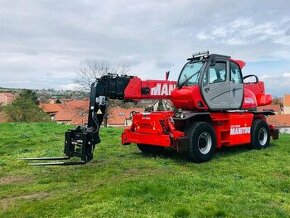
[0,122,289,217]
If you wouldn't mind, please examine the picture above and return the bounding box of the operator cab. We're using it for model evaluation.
[176,51,244,110]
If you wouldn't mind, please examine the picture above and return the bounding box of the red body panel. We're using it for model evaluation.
[244,81,272,106]
[122,111,255,149]
[210,113,253,148]
[230,58,246,69]
[242,88,258,109]
[171,85,208,110]
[122,111,184,147]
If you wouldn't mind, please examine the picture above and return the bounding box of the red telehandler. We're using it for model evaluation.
[23,52,279,165]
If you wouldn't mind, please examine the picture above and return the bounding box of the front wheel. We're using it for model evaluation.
[185,122,216,163]
[251,119,270,149]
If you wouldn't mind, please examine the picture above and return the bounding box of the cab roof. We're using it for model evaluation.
[187,51,246,69]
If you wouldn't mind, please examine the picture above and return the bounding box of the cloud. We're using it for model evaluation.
[283,73,290,78]
[197,18,289,46]
[59,83,82,90]
[0,0,289,97]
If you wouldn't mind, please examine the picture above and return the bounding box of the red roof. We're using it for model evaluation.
[267,114,290,127]
[108,107,144,125]
[0,92,15,98]
[54,100,89,125]
[0,92,16,104]
[41,103,63,113]
[257,105,281,113]
[41,100,143,126]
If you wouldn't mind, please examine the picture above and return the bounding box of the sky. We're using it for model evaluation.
[0,0,290,97]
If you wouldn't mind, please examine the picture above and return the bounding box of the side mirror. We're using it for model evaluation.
[243,74,259,84]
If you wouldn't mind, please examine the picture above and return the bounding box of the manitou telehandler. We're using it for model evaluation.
[23,52,279,165]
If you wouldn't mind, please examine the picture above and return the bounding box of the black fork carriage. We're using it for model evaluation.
[21,127,100,166]
[21,74,132,166]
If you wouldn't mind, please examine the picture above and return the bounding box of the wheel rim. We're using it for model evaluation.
[198,132,212,154]
[258,127,268,146]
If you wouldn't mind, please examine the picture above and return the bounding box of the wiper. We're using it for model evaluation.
[177,70,200,89]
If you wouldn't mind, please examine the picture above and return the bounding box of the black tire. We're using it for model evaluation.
[251,119,270,149]
[137,144,164,154]
[185,122,216,163]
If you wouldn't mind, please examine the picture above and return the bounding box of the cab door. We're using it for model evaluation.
[229,61,243,109]
[201,61,230,110]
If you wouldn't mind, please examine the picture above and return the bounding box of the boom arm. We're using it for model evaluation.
[63,74,177,163]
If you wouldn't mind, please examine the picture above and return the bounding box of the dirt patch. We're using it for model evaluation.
[0,175,33,185]
[0,192,50,210]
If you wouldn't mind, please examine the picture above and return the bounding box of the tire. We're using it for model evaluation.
[185,122,216,163]
[137,144,164,154]
[251,119,270,149]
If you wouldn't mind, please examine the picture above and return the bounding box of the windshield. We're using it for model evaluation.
[178,61,204,87]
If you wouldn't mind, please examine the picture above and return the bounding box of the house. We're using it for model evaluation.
[41,99,144,126]
[41,100,89,125]
[107,106,144,126]
[0,92,16,105]
[54,100,89,125]
[267,114,290,127]
[257,105,282,114]
[267,114,290,134]
[40,103,63,120]
[283,95,290,114]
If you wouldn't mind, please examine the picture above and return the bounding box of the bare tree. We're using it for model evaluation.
[74,60,131,127]
[75,60,130,91]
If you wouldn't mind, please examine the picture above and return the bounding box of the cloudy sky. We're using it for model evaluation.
[1,0,290,96]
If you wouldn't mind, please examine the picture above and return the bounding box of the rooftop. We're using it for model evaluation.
[267,114,290,127]
[41,103,63,113]
[107,106,144,126]
[257,105,282,113]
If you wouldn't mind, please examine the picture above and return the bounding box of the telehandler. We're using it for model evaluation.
[23,51,279,165]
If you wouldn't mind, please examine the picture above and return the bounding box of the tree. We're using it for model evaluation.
[75,60,130,91]
[74,60,131,127]
[3,90,50,122]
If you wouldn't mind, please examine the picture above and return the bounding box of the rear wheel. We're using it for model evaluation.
[251,119,270,149]
[185,122,216,163]
[137,144,164,154]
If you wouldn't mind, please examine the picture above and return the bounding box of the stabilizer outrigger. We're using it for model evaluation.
[21,74,133,165]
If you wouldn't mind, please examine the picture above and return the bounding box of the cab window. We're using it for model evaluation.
[230,62,242,84]
[203,62,226,86]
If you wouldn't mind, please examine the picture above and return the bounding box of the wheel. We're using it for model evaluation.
[251,119,270,149]
[185,122,216,163]
[137,144,164,154]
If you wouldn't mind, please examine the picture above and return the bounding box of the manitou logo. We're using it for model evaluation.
[151,83,176,96]
[230,125,251,135]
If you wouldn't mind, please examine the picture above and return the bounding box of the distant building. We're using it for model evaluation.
[40,103,63,120]
[55,100,89,125]
[0,92,16,105]
[267,114,290,133]
[107,106,144,126]
[41,100,89,125]
[257,105,282,114]
[267,114,290,127]
[283,95,290,114]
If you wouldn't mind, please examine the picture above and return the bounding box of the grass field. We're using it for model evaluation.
[0,122,289,217]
